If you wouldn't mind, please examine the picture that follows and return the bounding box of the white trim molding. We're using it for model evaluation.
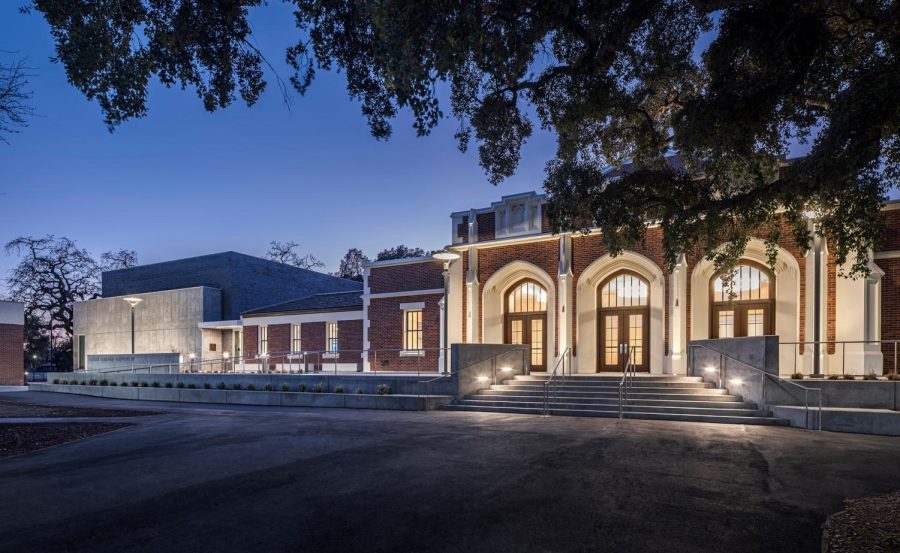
[364,289,444,300]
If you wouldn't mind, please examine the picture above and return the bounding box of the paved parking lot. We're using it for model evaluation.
[1,391,899,553]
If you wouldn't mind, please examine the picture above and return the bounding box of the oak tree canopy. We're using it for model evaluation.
[28,1,900,275]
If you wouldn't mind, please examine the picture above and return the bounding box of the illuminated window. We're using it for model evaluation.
[746,309,764,337]
[403,309,423,351]
[258,326,268,355]
[718,311,735,338]
[326,321,339,353]
[713,264,771,302]
[600,273,649,308]
[507,281,547,313]
[291,324,302,352]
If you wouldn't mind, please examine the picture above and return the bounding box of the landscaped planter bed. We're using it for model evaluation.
[28,383,451,411]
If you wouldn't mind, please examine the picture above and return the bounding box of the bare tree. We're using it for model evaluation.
[266,240,324,270]
[0,55,34,143]
[5,236,101,338]
[100,249,138,270]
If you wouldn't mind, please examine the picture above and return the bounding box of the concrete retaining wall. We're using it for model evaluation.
[766,379,900,410]
[29,382,451,411]
[772,406,900,436]
[451,343,530,399]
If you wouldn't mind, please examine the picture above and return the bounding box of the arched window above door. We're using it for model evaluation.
[600,272,649,308]
[712,264,772,302]
[506,280,547,313]
[710,262,775,338]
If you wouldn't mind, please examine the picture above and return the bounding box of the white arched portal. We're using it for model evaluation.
[482,261,557,370]
[575,252,666,374]
[690,239,801,375]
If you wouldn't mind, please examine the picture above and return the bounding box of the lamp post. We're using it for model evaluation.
[432,250,460,374]
[123,297,143,371]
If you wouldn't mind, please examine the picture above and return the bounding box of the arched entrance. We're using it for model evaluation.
[597,271,650,372]
[710,262,775,338]
[504,279,548,371]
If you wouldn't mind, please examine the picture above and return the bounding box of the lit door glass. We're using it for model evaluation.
[718,311,735,338]
[530,319,544,367]
[604,315,619,366]
[746,309,764,337]
[510,319,523,344]
[629,314,643,365]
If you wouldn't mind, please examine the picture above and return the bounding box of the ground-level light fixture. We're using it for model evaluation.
[477,375,489,383]
[500,367,513,373]
[704,366,717,373]
[729,378,744,386]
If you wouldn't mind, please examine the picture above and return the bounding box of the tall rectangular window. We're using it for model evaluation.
[404,309,423,351]
[291,324,302,352]
[326,321,339,353]
[258,326,268,355]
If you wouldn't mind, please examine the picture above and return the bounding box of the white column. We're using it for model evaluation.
[668,254,688,374]
[465,247,480,343]
[362,266,372,372]
[557,234,574,370]
[438,296,447,373]
[803,225,829,374]
[864,260,885,373]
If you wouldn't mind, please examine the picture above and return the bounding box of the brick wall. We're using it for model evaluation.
[368,294,442,372]
[878,209,900,251]
[877,258,900,371]
[0,323,24,385]
[244,325,258,358]
[477,212,496,241]
[268,323,290,354]
[368,262,443,294]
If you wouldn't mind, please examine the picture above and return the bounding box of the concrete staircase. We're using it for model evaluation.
[442,373,789,425]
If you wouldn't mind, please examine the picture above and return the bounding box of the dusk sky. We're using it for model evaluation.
[0,2,555,283]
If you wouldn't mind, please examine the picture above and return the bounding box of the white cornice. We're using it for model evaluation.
[875,250,900,259]
[364,289,444,300]
[364,256,439,269]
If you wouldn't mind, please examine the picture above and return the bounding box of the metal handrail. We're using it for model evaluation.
[779,340,899,376]
[689,343,822,431]
[75,348,451,376]
[542,348,571,417]
[416,347,528,398]
[618,346,636,420]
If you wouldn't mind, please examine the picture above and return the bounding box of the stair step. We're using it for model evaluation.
[471,394,754,409]
[492,384,727,395]
[503,380,716,389]
[479,389,741,402]
[455,399,763,417]
[440,404,788,426]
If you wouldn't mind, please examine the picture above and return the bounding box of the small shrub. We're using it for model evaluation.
[281,384,290,392]
[246,383,256,391]
[377,384,392,396]
[99,379,108,386]
[204,382,212,389]
[217,382,226,390]
[187,383,196,389]
[297,383,307,392]
[233,383,243,390]
[176,382,185,388]
[118,381,127,387]
[131,381,139,387]
[356,387,364,394]
[863,374,877,381]
[52,378,59,384]
[89,379,98,386]
[311,383,324,393]
[886,373,900,381]
[141,382,149,387]
[790,372,803,380]
[827,374,840,380]
[842,374,856,380]
[110,382,118,386]
[151,381,160,387]
[164,382,173,388]
[334,386,345,394]
[264,383,274,392]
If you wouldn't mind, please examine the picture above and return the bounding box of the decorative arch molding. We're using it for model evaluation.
[575,251,666,374]
[482,261,557,366]
[690,238,801,374]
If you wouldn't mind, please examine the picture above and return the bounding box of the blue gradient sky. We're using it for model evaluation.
[0,3,555,282]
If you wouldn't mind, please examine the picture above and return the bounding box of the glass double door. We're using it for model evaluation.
[505,314,546,371]
[598,308,649,372]
[711,302,773,338]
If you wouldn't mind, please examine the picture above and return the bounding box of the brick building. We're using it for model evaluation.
[0,301,25,385]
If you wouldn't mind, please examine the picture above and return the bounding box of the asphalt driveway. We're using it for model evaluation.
[1,391,898,553]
